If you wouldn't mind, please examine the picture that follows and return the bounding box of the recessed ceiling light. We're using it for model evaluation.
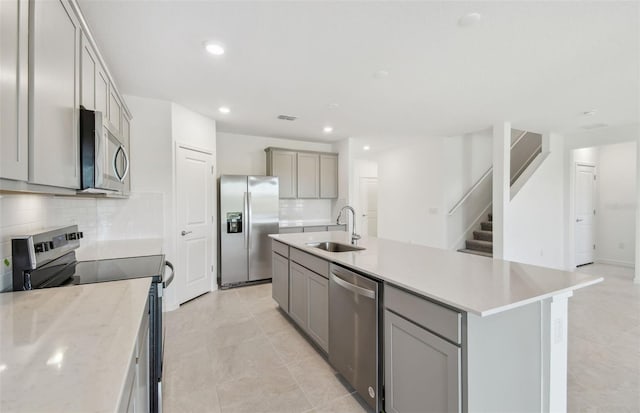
[583,109,597,116]
[458,12,482,27]
[328,103,340,110]
[205,42,225,56]
[373,70,389,79]
[363,145,370,151]
[323,126,333,133]
[218,106,230,114]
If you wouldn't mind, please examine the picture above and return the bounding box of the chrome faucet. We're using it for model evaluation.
[336,205,361,244]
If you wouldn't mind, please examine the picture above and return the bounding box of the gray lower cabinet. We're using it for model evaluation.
[272,251,289,312]
[289,262,308,328]
[287,260,329,352]
[384,309,461,413]
[305,270,328,351]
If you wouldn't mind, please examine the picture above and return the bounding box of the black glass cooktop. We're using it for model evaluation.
[71,255,166,285]
[34,253,166,289]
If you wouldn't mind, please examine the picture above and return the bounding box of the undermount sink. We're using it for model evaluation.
[306,241,365,253]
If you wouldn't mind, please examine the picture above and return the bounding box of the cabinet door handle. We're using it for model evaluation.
[181,230,192,236]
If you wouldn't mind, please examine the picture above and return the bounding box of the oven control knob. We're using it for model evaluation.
[34,242,49,253]
[77,232,84,239]
[48,241,55,250]
[67,233,77,240]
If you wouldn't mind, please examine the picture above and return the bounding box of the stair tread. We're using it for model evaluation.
[467,239,493,246]
[474,230,493,235]
[473,230,493,241]
[458,249,493,258]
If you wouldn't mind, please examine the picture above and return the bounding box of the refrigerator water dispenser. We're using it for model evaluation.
[226,212,243,233]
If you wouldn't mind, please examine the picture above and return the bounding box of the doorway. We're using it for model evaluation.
[574,163,596,266]
[359,177,378,237]
[176,145,215,304]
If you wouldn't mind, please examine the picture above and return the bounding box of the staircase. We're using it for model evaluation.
[458,213,493,257]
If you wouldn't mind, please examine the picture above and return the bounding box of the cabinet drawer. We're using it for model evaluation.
[290,248,329,279]
[385,285,461,344]
[272,240,289,258]
[303,226,327,232]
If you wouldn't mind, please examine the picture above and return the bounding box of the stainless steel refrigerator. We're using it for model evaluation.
[219,175,279,287]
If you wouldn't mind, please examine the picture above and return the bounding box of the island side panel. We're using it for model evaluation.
[466,301,544,412]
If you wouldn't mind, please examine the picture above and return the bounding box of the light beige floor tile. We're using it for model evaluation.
[162,264,640,413]
[313,392,370,413]
[210,336,285,385]
[235,283,272,301]
[286,352,350,408]
[207,317,264,350]
[254,308,297,335]
[266,327,324,365]
[216,364,312,413]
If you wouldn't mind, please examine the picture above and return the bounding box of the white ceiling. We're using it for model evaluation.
[78,1,639,143]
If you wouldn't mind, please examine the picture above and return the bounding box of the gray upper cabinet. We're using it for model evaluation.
[266,147,338,199]
[80,33,96,110]
[297,152,319,198]
[108,83,122,134]
[95,63,109,123]
[319,154,338,198]
[29,0,81,189]
[0,0,29,181]
[266,148,297,199]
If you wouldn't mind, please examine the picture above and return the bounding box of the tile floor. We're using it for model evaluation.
[163,282,368,413]
[568,264,640,412]
[163,264,640,413]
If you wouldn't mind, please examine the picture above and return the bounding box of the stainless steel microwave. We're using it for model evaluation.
[79,107,129,193]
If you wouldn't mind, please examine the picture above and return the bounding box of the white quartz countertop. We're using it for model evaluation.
[269,232,603,316]
[76,238,163,261]
[0,278,151,412]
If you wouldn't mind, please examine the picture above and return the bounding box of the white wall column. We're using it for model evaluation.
[633,1,640,280]
[492,122,511,260]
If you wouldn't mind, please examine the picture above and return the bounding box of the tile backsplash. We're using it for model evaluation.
[0,192,163,291]
[279,199,333,224]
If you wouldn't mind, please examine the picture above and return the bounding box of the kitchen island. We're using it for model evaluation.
[0,278,151,412]
[269,231,602,413]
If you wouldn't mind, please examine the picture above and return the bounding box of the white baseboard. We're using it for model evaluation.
[595,258,635,268]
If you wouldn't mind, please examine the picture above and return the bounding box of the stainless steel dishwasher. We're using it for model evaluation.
[329,264,382,412]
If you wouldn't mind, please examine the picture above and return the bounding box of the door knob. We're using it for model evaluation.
[362,214,367,217]
[181,230,192,236]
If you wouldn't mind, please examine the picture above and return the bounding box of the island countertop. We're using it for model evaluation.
[0,278,151,412]
[269,231,602,316]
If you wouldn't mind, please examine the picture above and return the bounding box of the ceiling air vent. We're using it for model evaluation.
[277,115,297,121]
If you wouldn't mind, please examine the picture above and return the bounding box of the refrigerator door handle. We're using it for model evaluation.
[247,191,252,249]
[244,191,249,250]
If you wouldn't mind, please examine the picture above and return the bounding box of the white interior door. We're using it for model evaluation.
[575,164,596,266]
[359,177,378,237]
[177,146,215,304]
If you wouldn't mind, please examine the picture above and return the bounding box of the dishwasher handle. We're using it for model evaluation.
[330,271,376,299]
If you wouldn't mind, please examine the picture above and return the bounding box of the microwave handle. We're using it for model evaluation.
[120,145,130,182]
[113,145,123,181]
[113,144,129,183]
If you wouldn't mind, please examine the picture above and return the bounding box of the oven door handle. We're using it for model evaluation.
[163,260,174,288]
